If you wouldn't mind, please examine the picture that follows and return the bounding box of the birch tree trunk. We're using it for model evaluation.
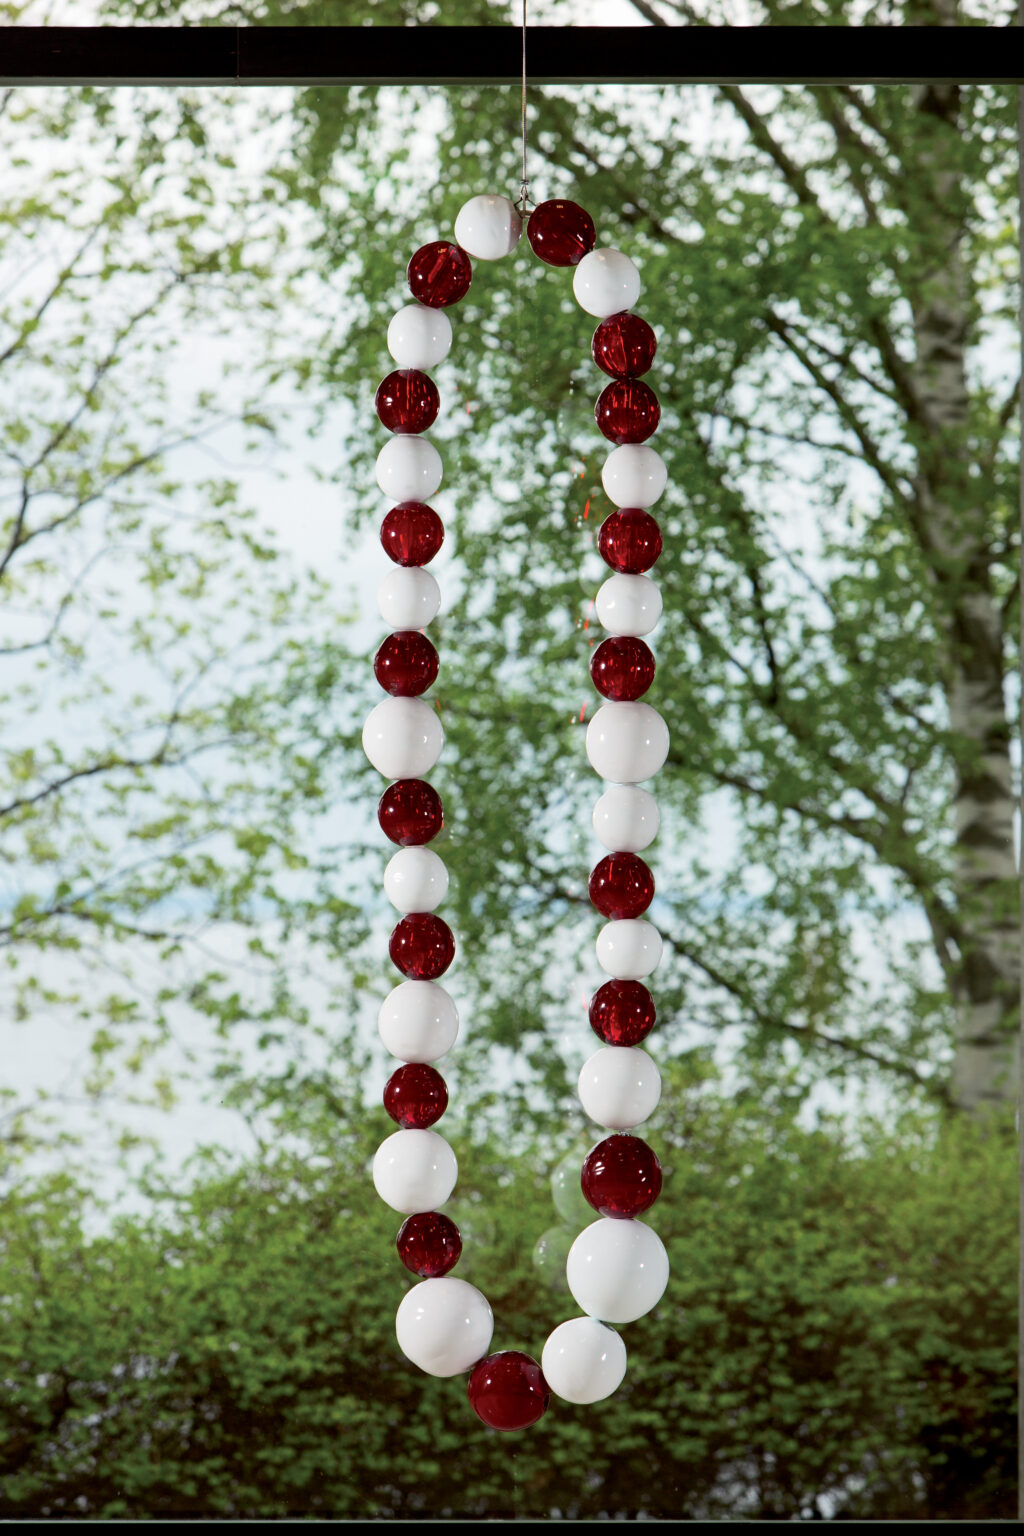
[909,0,1020,1109]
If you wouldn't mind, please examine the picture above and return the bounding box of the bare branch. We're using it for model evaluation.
[529,869,948,1098]
[837,85,901,162]
[667,933,951,1102]
[0,217,106,373]
[761,311,912,502]
[695,757,964,989]
[816,87,886,226]
[622,0,673,23]
[987,368,1023,459]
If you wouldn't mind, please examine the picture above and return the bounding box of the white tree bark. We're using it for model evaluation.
[909,36,1020,1111]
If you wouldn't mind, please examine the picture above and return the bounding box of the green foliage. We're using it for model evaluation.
[95,0,1021,1112]
[0,72,372,1151]
[0,1067,1014,1519]
[1,3,1018,1518]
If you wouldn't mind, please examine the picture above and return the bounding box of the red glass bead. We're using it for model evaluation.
[589,979,656,1047]
[590,636,656,702]
[375,369,440,435]
[598,508,663,573]
[581,1133,663,1219]
[592,312,658,379]
[377,779,444,846]
[384,1063,448,1128]
[467,1351,550,1432]
[526,200,596,267]
[374,631,439,697]
[396,1211,462,1277]
[389,912,455,980]
[380,502,445,567]
[595,379,661,445]
[589,852,655,919]
[407,241,472,308]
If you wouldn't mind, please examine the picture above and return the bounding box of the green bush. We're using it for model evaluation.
[0,1062,1014,1519]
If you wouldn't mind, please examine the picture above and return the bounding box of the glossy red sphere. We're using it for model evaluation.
[396,1211,462,1277]
[589,979,656,1047]
[595,379,661,445]
[467,1351,550,1431]
[598,508,663,574]
[590,636,656,702]
[389,912,455,980]
[377,779,444,846]
[375,369,440,434]
[589,852,655,919]
[581,1133,663,1219]
[374,631,439,697]
[407,241,472,308]
[384,1062,448,1128]
[526,199,596,267]
[380,502,445,567]
[592,312,658,379]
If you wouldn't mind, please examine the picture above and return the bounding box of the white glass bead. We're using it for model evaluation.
[578,1044,662,1127]
[372,1127,458,1215]
[376,435,443,501]
[542,1317,627,1404]
[595,574,662,638]
[383,847,449,913]
[377,567,441,629]
[601,444,667,509]
[454,194,522,260]
[378,979,459,1062]
[595,919,664,981]
[572,247,642,318]
[362,696,443,779]
[586,702,669,784]
[566,1217,669,1324]
[395,1277,494,1378]
[593,784,660,853]
[387,303,453,370]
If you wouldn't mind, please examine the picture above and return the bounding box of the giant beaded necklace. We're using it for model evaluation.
[361,191,670,1433]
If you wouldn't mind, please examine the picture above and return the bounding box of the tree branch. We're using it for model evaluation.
[531,873,949,1098]
[667,933,951,1102]
[760,312,912,503]
[0,217,106,373]
[623,0,673,23]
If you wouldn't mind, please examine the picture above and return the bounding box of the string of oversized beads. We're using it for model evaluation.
[363,192,669,1433]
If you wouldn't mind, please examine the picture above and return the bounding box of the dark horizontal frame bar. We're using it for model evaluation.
[1,25,1021,87]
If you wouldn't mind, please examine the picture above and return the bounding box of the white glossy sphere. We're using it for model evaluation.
[566,1217,669,1324]
[595,574,663,638]
[387,303,453,370]
[396,1277,494,1377]
[376,435,443,501]
[593,784,660,853]
[586,702,669,784]
[542,1317,627,1404]
[377,566,441,629]
[372,1128,457,1215]
[454,194,522,259]
[383,847,449,913]
[362,696,443,779]
[378,980,459,1062]
[572,247,642,318]
[602,444,667,509]
[578,1044,663,1127]
[595,919,664,981]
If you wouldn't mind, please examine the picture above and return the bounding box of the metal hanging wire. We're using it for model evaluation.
[517,0,533,214]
